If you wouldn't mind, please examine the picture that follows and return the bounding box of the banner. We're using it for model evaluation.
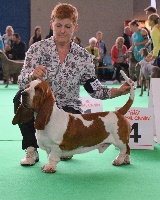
[116,107,154,150]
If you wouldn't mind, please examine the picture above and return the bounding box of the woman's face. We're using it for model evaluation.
[116,40,123,48]
[90,41,96,48]
[36,28,41,36]
[52,18,78,46]
[148,18,154,27]
[6,28,13,36]
[129,24,137,33]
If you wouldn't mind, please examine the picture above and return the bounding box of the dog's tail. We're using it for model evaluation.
[117,70,135,115]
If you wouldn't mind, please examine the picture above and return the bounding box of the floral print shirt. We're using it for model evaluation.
[18,37,111,111]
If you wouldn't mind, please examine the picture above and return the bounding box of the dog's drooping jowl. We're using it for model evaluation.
[135,48,160,96]
[12,71,135,173]
[0,50,23,87]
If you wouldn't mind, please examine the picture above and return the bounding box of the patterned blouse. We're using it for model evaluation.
[18,37,111,111]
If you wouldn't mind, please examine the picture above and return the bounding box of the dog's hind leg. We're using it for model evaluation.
[5,73,9,88]
[112,143,130,166]
[123,144,130,164]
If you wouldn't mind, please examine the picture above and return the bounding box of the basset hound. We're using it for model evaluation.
[12,71,135,173]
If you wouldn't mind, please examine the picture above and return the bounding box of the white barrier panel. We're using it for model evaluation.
[80,97,154,149]
[80,97,103,113]
[148,78,160,144]
[116,107,154,150]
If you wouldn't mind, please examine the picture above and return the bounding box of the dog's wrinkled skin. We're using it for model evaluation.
[0,50,23,87]
[12,75,135,173]
[135,48,160,96]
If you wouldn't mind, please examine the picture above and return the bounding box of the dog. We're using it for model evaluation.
[135,48,160,96]
[124,51,139,83]
[0,50,23,87]
[12,71,134,173]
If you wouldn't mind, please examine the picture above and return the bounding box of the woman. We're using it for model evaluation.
[85,37,100,74]
[129,20,149,62]
[29,26,43,47]
[13,3,133,166]
[2,25,14,55]
[111,37,129,84]
[147,13,160,67]
[86,37,99,58]
[73,36,82,47]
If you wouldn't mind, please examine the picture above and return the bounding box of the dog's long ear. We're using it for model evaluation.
[12,104,34,125]
[34,93,54,130]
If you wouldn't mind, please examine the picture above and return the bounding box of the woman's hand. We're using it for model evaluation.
[110,79,135,98]
[32,65,47,80]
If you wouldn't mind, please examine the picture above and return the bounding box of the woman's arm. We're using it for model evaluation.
[134,29,149,46]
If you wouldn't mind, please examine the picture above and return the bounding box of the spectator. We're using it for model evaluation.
[123,26,131,49]
[2,25,14,56]
[129,20,149,62]
[147,13,160,67]
[8,33,26,60]
[13,3,133,167]
[144,6,157,17]
[29,26,43,47]
[45,20,53,39]
[85,37,100,75]
[8,33,26,83]
[0,32,4,50]
[73,36,82,47]
[96,31,107,80]
[144,6,158,50]
[111,37,129,84]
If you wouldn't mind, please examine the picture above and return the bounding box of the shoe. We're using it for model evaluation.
[60,156,73,161]
[20,147,39,166]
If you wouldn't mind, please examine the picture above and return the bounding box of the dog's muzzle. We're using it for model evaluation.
[21,91,31,109]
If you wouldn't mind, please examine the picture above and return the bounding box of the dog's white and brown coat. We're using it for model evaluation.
[13,80,134,173]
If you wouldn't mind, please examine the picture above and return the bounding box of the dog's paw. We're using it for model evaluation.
[123,155,130,165]
[112,155,130,166]
[41,164,56,173]
[112,159,124,166]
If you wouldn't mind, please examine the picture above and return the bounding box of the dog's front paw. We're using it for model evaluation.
[41,164,56,173]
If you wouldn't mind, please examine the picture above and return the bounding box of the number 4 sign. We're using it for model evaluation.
[116,107,154,150]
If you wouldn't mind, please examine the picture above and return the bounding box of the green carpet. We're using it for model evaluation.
[0,83,159,200]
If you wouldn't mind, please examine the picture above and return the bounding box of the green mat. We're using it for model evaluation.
[1,82,159,200]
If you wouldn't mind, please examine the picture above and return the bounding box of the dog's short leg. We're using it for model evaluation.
[112,143,130,166]
[112,151,126,166]
[123,155,130,164]
[4,73,9,88]
[41,161,57,173]
[139,75,146,96]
